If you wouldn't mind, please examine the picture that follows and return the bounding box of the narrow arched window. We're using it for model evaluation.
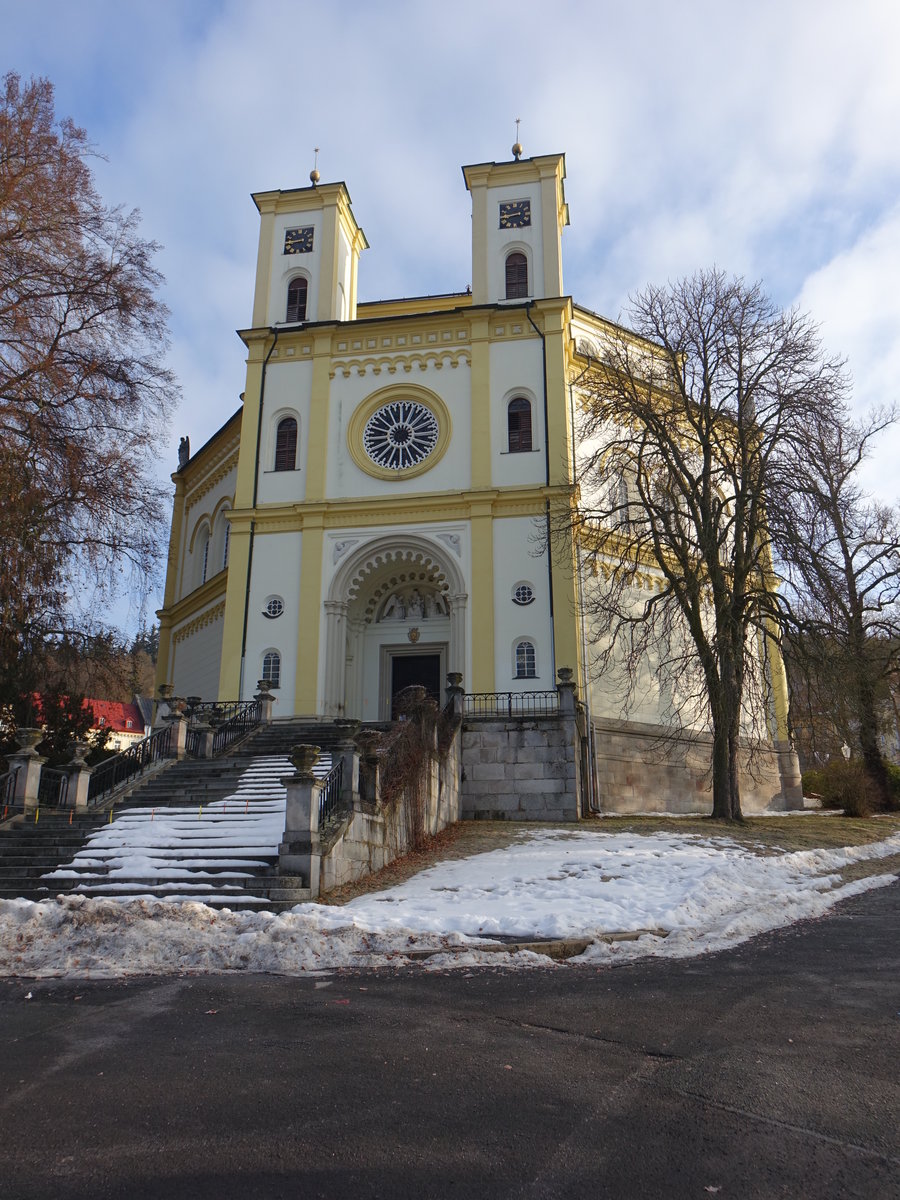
[222,522,230,569]
[515,640,536,679]
[262,651,281,689]
[274,417,298,471]
[286,277,308,322]
[505,252,528,299]
[199,530,210,585]
[507,397,532,452]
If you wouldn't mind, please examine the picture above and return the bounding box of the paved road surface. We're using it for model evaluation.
[1,881,898,1199]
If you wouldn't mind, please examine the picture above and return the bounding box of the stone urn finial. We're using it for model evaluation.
[290,744,321,780]
[14,728,44,756]
[557,667,574,683]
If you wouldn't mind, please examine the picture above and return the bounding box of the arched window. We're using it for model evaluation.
[514,640,537,679]
[274,417,298,471]
[286,277,308,322]
[197,527,210,586]
[222,522,230,570]
[507,397,532,452]
[262,651,281,689]
[505,252,528,299]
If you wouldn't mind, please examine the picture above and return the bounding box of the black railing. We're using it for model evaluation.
[318,758,345,827]
[1,765,21,813]
[37,767,69,808]
[211,699,262,756]
[185,728,202,757]
[464,690,560,718]
[188,700,252,725]
[87,724,173,806]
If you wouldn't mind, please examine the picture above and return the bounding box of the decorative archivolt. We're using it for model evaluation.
[330,536,466,624]
[185,448,239,511]
[173,601,226,644]
[330,349,470,379]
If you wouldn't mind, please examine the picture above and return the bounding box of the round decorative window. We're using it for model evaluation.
[512,583,535,606]
[362,401,439,471]
[263,597,284,619]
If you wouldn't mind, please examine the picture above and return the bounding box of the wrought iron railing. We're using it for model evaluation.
[37,767,69,808]
[185,728,202,757]
[318,758,345,827]
[464,690,560,718]
[211,699,262,756]
[1,765,21,814]
[188,700,253,725]
[87,724,173,806]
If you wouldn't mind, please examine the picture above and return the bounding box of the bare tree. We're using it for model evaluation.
[775,410,900,810]
[0,73,177,720]
[573,271,847,820]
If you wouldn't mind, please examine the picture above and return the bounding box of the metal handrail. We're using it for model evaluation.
[37,766,69,808]
[185,728,202,757]
[464,690,560,718]
[1,765,21,813]
[318,758,345,827]
[211,699,262,755]
[188,700,251,724]
[87,723,173,806]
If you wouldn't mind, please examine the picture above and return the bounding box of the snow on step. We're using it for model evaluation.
[42,753,331,903]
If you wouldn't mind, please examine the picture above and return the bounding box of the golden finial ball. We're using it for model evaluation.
[309,167,321,185]
[512,141,523,160]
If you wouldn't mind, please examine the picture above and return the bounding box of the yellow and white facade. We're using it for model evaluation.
[157,150,799,812]
[158,154,582,722]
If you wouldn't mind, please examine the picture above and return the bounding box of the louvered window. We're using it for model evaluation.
[274,417,298,471]
[505,252,528,299]
[286,277,308,322]
[507,397,532,452]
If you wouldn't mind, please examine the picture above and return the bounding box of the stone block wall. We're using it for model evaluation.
[591,717,793,814]
[460,717,581,821]
[319,727,462,893]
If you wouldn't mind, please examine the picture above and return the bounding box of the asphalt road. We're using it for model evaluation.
[1,882,898,1200]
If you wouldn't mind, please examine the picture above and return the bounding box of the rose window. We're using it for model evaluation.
[362,401,439,470]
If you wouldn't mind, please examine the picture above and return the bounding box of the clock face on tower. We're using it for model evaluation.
[499,200,531,229]
[284,226,314,254]
[362,401,440,471]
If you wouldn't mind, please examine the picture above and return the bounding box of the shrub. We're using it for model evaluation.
[817,758,874,818]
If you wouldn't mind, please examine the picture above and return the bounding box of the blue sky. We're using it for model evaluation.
[5,0,900,630]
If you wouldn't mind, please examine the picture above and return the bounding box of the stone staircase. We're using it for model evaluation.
[0,719,356,911]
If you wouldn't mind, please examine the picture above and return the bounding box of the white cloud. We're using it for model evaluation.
[6,0,900,627]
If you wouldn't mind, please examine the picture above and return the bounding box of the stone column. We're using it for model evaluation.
[323,600,349,715]
[154,683,174,729]
[333,719,361,807]
[556,667,577,715]
[65,741,93,812]
[278,745,324,896]
[446,673,465,720]
[448,593,468,676]
[254,680,276,724]
[9,730,45,813]
[163,713,189,759]
[776,741,805,810]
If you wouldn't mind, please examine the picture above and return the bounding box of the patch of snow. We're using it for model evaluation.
[2,829,897,978]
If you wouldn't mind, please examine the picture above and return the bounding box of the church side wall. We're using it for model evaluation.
[240,530,303,712]
[171,600,226,700]
[591,716,789,815]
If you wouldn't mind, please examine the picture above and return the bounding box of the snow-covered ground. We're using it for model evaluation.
[2,829,898,978]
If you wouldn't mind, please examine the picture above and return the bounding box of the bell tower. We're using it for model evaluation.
[462,148,568,306]
[249,172,368,329]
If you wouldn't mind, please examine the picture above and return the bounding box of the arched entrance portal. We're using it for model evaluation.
[324,536,467,720]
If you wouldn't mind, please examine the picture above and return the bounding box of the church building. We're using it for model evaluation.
[156,148,800,814]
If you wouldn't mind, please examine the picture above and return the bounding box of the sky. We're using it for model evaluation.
[4,0,900,631]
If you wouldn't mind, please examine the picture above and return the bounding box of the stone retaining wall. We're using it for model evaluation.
[591,717,795,814]
[460,717,581,821]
